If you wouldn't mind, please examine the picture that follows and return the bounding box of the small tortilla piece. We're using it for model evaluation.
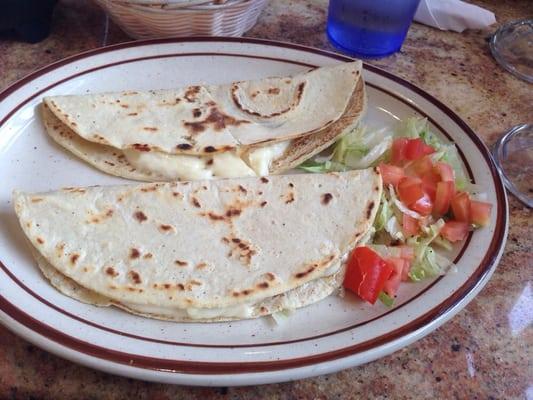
[14,170,382,310]
[43,62,362,155]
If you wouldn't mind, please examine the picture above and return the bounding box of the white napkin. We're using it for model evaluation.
[414,0,496,32]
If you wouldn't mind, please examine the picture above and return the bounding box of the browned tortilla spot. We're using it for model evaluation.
[70,254,79,265]
[143,127,158,132]
[268,87,280,95]
[192,109,202,118]
[127,112,138,116]
[260,177,269,183]
[366,201,375,219]
[140,185,158,193]
[31,197,43,203]
[184,85,200,102]
[225,208,241,218]
[130,248,140,259]
[105,267,118,277]
[134,211,147,222]
[176,143,192,150]
[321,193,333,205]
[191,197,201,208]
[284,192,295,204]
[132,143,151,152]
[175,260,188,266]
[266,272,275,281]
[257,282,269,289]
[177,283,185,291]
[104,161,115,166]
[206,158,214,165]
[231,238,241,243]
[195,262,207,270]
[183,107,250,136]
[375,186,380,192]
[260,201,267,207]
[242,289,252,295]
[143,253,153,259]
[204,146,216,153]
[295,265,316,279]
[129,271,142,284]
[120,104,129,109]
[159,224,173,232]
[238,185,247,194]
[260,306,268,314]
[164,283,171,289]
[36,237,44,245]
[288,182,294,188]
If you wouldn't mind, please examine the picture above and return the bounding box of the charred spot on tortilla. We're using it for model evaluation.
[206,158,214,166]
[204,146,216,153]
[295,264,317,279]
[225,208,241,218]
[36,237,44,245]
[366,201,375,219]
[184,85,201,102]
[321,193,333,205]
[192,109,202,118]
[288,182,294,188]
[105,267,119,277]
[257,282,269,289]
[265,272,276,281]
[31,197,43,203]
[128,270,142,284]
[132,143,151,152]
[130,248,140,259]
[143,253,153,259]
[127,112,138,116]
[374,186,380,192]
[177,284,185,290]
[268,87,280,95]
[159,224,175,234]
[284,192,295,204]
[260,177,269,183]
[238,185,247,194]
[191,197,201,208]
[174,259,188,267]
[143,127,158,132]
[133,211,148,222]
[260,201,267,207]
[70,253,79,265]
[176,143,193,150]
[196,262,207,270]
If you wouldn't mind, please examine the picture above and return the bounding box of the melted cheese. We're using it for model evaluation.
[123,140,290,180]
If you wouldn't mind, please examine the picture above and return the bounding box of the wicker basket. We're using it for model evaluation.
[93,0,268,39]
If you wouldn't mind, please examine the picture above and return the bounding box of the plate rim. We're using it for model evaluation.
[0,37,508,379]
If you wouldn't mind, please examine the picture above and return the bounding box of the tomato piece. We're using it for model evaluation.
[378,163,404,186]
[441,220,470,242]
[397,177,424,205]
[392,138,409,164]
[343,247,393,304]
[421,172,439,201]
[402,213,419,237]
[434,162,455,183]
[404,138,435,160]
[383,258,406,297]
[451,191,471,222]
[433,181,454,216]
[404,156,434,177]
[401,259,411,281]
[410,193,433,215]
[470,201,492,226]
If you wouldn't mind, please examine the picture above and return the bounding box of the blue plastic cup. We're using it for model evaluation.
[327,0,422,58]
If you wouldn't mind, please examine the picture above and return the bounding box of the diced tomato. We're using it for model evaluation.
[383,258,406,297]
[402,213,419,237]
[405,138,435,160]
[421,169,440,201]
[433,181,454,216]
[451,191,471,222]
[343,247,393,304]
[404,156,434,177]
[434,162,455,183]
[378,163,404,186]
[397,176,424,205]
[470,201,492,226]
[440,220,470,242]
[410,193,433,215]
[401,259,411,281]
[392,138,409,164]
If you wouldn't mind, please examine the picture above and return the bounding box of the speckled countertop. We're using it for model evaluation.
[0,1,532,399]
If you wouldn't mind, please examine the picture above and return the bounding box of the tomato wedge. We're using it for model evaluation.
[470,201,492,226]
[343,247,393,304]
[405,138,435,160]
[434,162,454,183]
[397,176,425,205]
[378,163,404,186]
[402,213,419,237]
[392,138,409,164]
[451,191,471,222]
[383,257,407,297]
[410,193,433,215]
[441,221,470,242]
[405,156,434,177]
[433,181,454,216]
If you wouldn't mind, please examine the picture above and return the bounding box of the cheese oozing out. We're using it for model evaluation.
[123,140,290,180]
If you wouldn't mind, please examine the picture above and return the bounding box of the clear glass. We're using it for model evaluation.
[327,0,421,58]
[492,124,533,208]
[489,19,533,83]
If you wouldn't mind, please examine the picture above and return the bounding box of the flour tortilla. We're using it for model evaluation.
[14,170,381,311]
[33,245,345,322]
[43,62,362,156]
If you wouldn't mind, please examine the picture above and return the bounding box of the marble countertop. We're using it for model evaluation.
[0,0,531,398]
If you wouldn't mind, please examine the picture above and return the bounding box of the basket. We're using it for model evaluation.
[93,0,268,39]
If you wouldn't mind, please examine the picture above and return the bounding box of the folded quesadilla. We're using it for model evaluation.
[14,169,382,322]
[42,61,366,181]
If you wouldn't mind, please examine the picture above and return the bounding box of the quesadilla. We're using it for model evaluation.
[14,169,382,322]
[42,61,366,181]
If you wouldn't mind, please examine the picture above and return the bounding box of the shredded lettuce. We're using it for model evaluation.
[332,126,393,169]
[270,308,294,325]
[378,291,395,307]
[297,159,346,173]
[374,193,404,240]
[431,144,470,191]
[396,117,429,139]
[388,184,426,221]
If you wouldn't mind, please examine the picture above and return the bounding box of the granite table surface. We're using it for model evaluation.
[0,0,531,398]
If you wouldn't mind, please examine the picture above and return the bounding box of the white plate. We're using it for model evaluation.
[0,38,508,386]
